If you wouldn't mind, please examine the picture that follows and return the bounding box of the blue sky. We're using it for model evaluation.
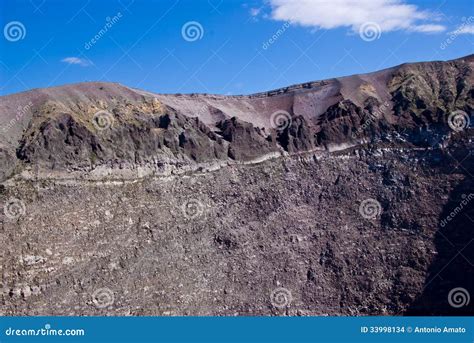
[0,0,473,96]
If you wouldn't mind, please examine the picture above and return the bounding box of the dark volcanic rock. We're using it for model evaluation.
[277,115,315,153]
[217,117,277,160]
[17,110,231,170]
[17,113,101,169]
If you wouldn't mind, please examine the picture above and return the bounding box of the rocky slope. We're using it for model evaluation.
[0,55,473,316]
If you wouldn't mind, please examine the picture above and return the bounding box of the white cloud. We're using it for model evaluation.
[268,0,446,34]
[61,57,92,67]
[450,24,474,35]
[411,24,446,33]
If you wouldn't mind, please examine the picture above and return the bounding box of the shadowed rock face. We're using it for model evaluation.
[0,55,473,316]
[406,168,474,316]
[217,117,277,160]
[17,111,231,170]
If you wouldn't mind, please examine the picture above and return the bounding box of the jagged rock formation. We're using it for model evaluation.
[0,55,473,316]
